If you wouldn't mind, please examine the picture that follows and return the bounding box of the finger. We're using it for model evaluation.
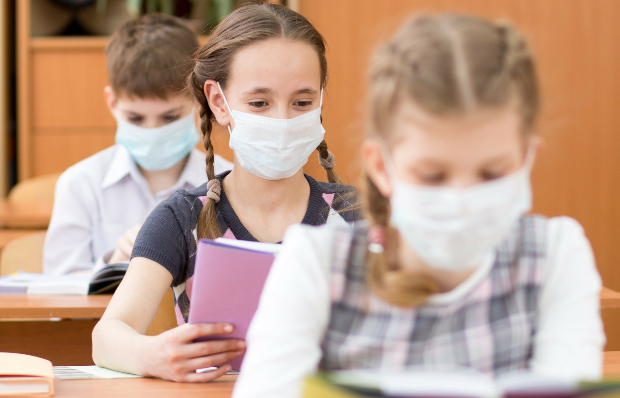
[181,364,231,383]
[118,236,133,257]
[180,339,245,358]
[175,323,234,343]
[184,351,244,373]
[128,225,142,243]
[127,233,138,246]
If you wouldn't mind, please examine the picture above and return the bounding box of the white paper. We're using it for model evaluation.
[214,238,280,254]
[53,366,141,379]
[0,272,91,295]
[0,382,49,394]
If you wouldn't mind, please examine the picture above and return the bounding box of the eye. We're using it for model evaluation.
[293,100,313,107]
[249,101,269,108]
[163,114,181,122]
[127,116,143,124]
[480,170,506,181]
[417,172,446,184]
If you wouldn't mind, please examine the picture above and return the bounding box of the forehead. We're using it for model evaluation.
[115,93,192,113]
[389,101,524,160]
[227,38,322,92]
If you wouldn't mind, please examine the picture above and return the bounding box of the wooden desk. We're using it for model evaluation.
[53,375,237,398]
[0,200,52,229]
[47,359,620,398]
[604,351,620,378]
[0,295,111,365]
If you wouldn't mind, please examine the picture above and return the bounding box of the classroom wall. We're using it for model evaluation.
[300,0,620,291]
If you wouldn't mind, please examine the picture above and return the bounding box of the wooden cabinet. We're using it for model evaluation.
[17,1,115,180]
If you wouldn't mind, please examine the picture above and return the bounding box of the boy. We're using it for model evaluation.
[44,14,232,275]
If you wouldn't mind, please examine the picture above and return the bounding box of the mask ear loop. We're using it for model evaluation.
[522,136,539,172]
[378,140,399,184]
[216,82,234,134]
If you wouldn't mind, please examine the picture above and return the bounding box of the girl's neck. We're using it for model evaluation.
[223,162,309,214]
[396,234,475,293]
[138,154,188,195]
[221,158,310,243]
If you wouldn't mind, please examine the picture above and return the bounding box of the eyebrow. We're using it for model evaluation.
[480,154,515,168]
[241,87,319,95]
[160,106,184,115]
[242,87,273,95]
[122,107,184,117]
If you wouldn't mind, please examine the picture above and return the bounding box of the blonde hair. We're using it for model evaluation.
[364,14,540,307]
[188,2,342,240]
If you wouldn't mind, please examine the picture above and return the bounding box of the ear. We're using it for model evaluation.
[204,80,234,129]
[362,138,393,198]
[103,86,117,116]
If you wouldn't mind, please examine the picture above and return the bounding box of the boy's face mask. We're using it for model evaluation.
[385,143,535,272]
[217,82,325,181]
[115,112,199,171]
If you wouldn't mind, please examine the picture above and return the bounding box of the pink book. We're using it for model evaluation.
[188,238,280,371]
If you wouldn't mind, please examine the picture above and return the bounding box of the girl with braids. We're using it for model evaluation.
[93,2,358,383]
[234,14,604,397]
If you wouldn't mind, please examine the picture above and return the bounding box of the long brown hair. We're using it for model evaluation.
[365,14,540,307]
[188,2,342,240]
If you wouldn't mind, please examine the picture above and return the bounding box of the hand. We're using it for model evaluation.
[109,224,142,264]
[141,323,245,382]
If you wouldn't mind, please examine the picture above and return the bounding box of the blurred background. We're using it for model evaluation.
[1,0,620,343]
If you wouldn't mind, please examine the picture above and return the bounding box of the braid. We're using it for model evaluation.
[495,21,539,130]
[363,174,438,308]
[497,21,529,73]
[190,71,222,240]
[316,140,343,184]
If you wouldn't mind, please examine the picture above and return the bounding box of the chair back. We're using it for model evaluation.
[0,231,46,275]
[8,173,62,206]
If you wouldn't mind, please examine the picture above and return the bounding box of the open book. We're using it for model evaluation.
[303,369,596,398]
[0,262,129,295]
[0,353,54,396]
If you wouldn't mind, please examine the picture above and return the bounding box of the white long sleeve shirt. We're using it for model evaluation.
[43,145,232,275]
[233,216,605,398]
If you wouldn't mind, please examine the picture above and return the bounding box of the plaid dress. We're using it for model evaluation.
[320,215,547,376]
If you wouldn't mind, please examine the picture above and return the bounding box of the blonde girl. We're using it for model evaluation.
[92,2,358,382]
[234,14,604,397]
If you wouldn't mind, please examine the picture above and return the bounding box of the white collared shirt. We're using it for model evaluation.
[43,145,232,275]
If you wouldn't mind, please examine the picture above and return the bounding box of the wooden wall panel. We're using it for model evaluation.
[300,0,620,288]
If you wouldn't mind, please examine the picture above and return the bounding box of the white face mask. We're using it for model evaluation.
[387,146,534,272]
[217,82,325,180]
[115,111,199,171]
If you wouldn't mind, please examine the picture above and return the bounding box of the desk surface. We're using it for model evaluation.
[54,375,237,398]
[0,200,52,229]
[45,355,620,398]
[0,294,112,319]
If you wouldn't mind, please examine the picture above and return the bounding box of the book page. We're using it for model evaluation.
[53,366,142,380]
